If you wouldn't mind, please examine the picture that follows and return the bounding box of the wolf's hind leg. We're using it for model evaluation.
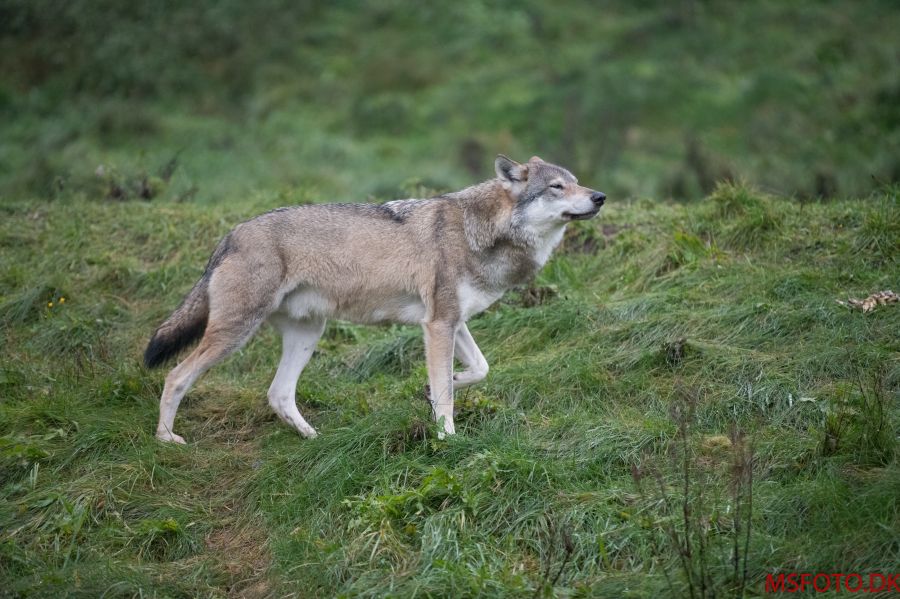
[156,314,266,443]
[267,315,326,438]
[156,260,282,444]
[453,323,489,389]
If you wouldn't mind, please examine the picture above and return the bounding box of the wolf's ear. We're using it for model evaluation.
[495,155,528,186]
[528,155,544,163]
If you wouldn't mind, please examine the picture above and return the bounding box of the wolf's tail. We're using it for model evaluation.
[143,276,210,368]
[144,233,235,369]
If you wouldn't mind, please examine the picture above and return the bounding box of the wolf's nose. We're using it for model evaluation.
[590,192,606,206]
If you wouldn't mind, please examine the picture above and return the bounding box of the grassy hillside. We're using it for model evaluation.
[1,185,897,597]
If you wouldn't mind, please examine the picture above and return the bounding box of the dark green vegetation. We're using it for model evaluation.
[1,184,898,596]
[2,0,899,202]
[2,1,899,596]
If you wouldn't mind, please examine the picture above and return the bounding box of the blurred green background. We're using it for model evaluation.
[2,0,898,204]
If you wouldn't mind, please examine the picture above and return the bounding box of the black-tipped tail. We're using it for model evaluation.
[143,316,207,368]
[143,278,210,368]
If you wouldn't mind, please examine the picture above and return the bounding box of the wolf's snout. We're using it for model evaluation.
[590,191,606,206]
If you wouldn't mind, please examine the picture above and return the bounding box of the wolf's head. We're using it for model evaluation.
[495,155,605,228]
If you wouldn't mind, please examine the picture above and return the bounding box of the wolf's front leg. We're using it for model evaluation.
[453,323,489,389]
[422,320,456,437]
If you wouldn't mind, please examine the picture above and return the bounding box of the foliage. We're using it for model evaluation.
[1,1,899,203]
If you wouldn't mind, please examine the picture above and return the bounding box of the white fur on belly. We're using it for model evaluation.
[370,296,427,324]
[280,286,426,325]
[281,287,335,320]
[280,282,501,325]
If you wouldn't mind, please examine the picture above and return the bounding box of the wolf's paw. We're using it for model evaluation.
[299,426,318,439]
[156,430,187,444]
[436,428,458,440]
[436,419,456,440]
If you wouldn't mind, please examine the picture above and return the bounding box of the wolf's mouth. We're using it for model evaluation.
[563,209,599,220]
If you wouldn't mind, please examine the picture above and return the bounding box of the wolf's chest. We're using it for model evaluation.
[477,225,565,290]
[457,281,505,321]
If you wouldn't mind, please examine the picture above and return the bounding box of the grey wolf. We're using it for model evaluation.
[144,155,606,443]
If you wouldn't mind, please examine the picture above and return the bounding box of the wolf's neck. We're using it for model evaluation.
[520,222,567,268]
[471,222,567,291]
[458,180,568,287]
[460,180,515,253]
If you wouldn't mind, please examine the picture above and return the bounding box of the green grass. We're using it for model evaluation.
[1,183,897,597]
[3,2,897,595]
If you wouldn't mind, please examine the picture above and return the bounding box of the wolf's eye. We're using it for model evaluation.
[549,183,564,190]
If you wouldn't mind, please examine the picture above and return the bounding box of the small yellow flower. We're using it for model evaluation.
[59,297,66,304]
[48,302,54,308]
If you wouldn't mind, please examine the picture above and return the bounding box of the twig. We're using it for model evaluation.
[549,529,574,588]
[740,439,754,598]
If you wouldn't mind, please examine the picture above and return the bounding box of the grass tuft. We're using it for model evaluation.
[703,180,782,249]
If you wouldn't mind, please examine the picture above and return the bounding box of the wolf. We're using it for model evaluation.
[144,155,605,443]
